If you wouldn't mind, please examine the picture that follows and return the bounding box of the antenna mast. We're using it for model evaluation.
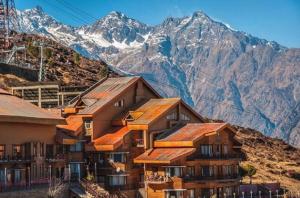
[0,0,19,50]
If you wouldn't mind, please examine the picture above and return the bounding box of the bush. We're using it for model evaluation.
[73,52,80,65]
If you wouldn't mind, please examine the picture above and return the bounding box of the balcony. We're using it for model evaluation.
[187,153,241,161]
[145,174,172,184]
[45,154,66,163]
[183,174,241,182]
[0,155,33,163]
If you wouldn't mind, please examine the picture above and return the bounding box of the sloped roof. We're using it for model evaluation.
[134,148,195,164]
[90,126,131,151]
[154,123,229,147]
[75,76,160,115]
[0,89,65,125]
[57,115,84,136]
[127,98,181,125]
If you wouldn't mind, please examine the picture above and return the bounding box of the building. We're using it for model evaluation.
[134,123,242,198]
[0,75,243,197]
[58,76,242,198]
[0,88,65,191]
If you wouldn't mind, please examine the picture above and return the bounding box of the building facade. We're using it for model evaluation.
[0,88,65,191]
[58,76,243,198]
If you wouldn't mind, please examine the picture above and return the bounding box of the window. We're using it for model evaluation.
[0,145,5,159]
[108,153,126,163]
[14,170,21,183]
[97,153,105,164]
[180,113,190,121]
[223,165,232,176]
[46,144,54,158]
[33,143,37,156]
[201,188,214,198]
[200,145,213,157]
[223,144,228,155]
[114,99,124,107]
[108,175,126,186]
[201,166,214,177]
[166,191,184,198]
[139,173,144,182]
[0,169,5,182]
[186,166,195,177]
[165,167,182,177]
[84,120,92,129]
[215,144,221,156]
[70,142,82,152]
[187,189,195,198]
[40,143,44,156]
[166,112,177,120]
[13,145,22,158]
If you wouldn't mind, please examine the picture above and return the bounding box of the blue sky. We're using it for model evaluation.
[15,0,300,48]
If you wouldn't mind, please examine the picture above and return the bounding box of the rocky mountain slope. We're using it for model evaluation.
[0,33,110,89]
[234,125,300,191]
[16,6,300,147]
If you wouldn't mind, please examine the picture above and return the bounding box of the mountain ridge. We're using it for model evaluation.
[15,6,300,147]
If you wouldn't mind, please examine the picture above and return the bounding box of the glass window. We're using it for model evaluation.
[108,153,126,163]
[84,120,92,129]
[70,142,82,152]
[187,189,195,198]
[165,167,182,177]
[223,144,228,155]
[200,145,213,157]
[0,169,5,182]
[33,143,37,156]
[166,112,177,120]
[40,143,44,156]
[0,145,5,158]
[166,191,184,198]
[109,175,126,186]
[46,144,54,158]
[14,170,21,183]
[186,166,195,177]
[13,145,22,158]
[114,99,124,107]
[201,166,214,177]
[180,113,190,121]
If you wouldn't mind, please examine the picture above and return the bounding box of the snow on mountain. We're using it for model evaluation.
[16,6,300,147]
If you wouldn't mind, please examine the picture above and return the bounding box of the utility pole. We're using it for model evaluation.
[0,0,19,50]
[34,41,45,81]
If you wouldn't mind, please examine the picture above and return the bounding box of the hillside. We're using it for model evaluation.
[235,126,300,191]
[0,33,110,89]
[16,7,300,147]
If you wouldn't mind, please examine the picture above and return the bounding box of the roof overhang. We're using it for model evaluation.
[0,115,66,125]
[134,148,195,164]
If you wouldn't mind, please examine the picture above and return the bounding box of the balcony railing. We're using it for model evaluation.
[46,154,66,162]
[0,155,33,163]
[183,174,241,181]
[187,153,241,160]
[145,174,172,184]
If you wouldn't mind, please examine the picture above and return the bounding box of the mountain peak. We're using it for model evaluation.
[32,5,44,14]
[107,11,127,19]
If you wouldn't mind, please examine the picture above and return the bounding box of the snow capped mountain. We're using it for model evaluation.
[16,6,300,147]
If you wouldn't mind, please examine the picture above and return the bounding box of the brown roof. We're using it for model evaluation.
[154,123,229,147]
[127,98,181,125]
[134,148,195,164]
[0,90,65,125]
[75,76,160,115]
[90,126,131,151]
[57,115,84,136]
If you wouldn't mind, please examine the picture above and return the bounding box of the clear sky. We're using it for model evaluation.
[15,0,300,48]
